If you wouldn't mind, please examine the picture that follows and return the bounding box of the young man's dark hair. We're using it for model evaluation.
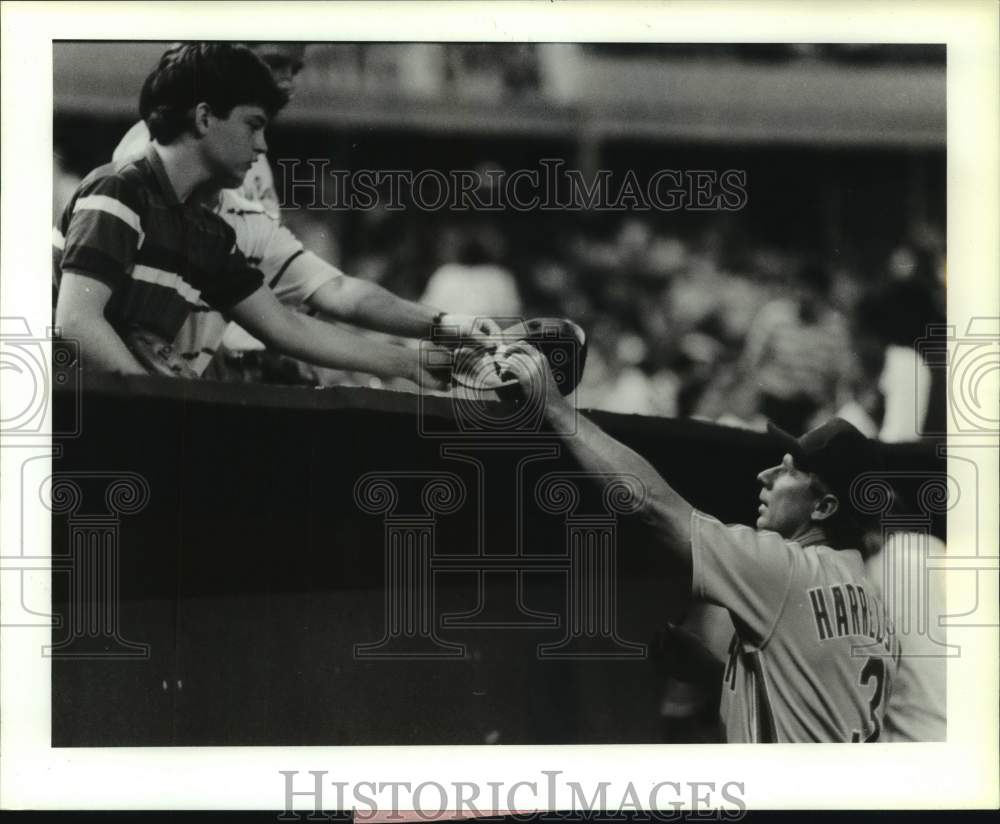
[139,43,288,144]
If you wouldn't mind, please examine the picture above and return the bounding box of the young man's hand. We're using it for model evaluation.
[412,343,453,391]
[438,314,503,344]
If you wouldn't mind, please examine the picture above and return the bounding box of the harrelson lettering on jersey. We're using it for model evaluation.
[696,511,906,742]
[719,573,903,743]
[808,581,900,659]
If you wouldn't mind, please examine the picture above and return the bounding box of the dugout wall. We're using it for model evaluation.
[49,376,944,746]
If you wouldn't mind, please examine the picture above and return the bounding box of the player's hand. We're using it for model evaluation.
[493,340,568,411]
[411,343,453,391]
[438,313,503,344]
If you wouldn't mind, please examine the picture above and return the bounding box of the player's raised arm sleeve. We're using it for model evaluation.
[59,174,145,291]
[690,510,797,647]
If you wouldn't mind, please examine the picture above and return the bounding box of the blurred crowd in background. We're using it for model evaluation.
[53,41,947,439]
[273,199,945,440]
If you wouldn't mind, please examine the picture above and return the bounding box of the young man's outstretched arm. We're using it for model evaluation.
[227,285,450,389]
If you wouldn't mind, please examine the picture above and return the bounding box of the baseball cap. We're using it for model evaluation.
[767,417,885,517]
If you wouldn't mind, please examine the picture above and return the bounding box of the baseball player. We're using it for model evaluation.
[106,42,499,377]
[53,44,452,386]
[503,343,901,743]
[657,530,947,743]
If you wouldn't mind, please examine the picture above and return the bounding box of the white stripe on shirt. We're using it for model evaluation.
[132,264,202,305]
[52,226,65,250]
[74,194,146,248]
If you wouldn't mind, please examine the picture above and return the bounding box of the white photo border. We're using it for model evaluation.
[1,0,997,812]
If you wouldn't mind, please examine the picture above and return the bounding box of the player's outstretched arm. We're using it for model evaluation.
[55,272,148,375]
[290,253,500,341]
[501,342,695,577]
[227,285,450,389]
[555,404,695,575]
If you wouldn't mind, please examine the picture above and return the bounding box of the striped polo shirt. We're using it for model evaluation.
[110,121,336,373]
[54,143,263,341]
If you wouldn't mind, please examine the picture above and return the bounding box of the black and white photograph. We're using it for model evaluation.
[1,0,997,815]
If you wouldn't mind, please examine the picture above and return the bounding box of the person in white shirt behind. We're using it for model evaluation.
[421,225,523,320]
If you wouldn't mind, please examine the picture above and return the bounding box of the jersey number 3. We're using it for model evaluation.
[851,656,886,742]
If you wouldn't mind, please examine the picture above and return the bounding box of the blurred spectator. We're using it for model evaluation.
[734,260,851,434]
[576,325,678,417]
[499,44,541,96]
[421,225,522,319]
[848,243,946,441]
[878,345,932,442]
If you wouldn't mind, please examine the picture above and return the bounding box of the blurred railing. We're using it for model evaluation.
[54,42,945,147]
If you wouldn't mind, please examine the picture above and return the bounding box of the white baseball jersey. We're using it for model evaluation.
[691,510,901,743]
[112,122,340,374]
[865,532,947,741]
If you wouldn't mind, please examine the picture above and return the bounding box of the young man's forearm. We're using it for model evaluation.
[55,273,148,375]
[311,275,437,339]
[58,316,148,375]
[260,308,420,382]
[547,401,694,572]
